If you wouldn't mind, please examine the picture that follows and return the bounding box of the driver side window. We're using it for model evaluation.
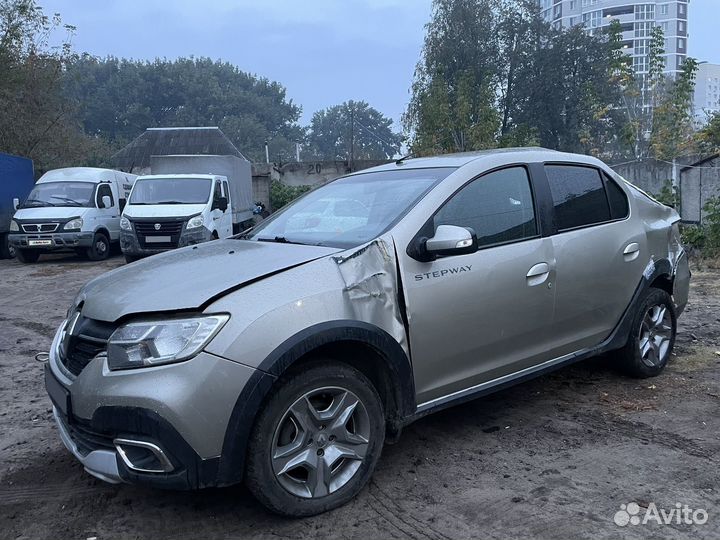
[433,167,537,249]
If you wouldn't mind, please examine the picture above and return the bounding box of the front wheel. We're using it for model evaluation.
[0,233,15,259]
[245,362,385,516]
[15,248,40,263]
[616,288,676,378]
[86,232,110,261]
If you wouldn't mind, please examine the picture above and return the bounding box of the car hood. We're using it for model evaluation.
[123,203,207,219]
[77,240,343,322]
[13,206,91,221]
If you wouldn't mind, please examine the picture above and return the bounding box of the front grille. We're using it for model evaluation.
[62,337,107,376]
[22,223,58,233]
[133,220,185,249]
[59,316,115,377]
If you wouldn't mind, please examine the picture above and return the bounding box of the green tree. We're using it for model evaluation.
[650,57,699,160]
[696,112,720,154]
[0,0,98,172]
[63,56,305,162]
[305,100,402,160]
[404,0,501,155]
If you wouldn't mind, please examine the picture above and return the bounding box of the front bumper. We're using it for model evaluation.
[52,404,123,484]
[120,226,212,257]
[9,231,93,251]
[45,324,260,489]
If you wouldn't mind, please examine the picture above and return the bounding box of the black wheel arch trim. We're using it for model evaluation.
[216,320,415,486]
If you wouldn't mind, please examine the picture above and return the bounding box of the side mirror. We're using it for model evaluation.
[214,196,228,212]
[424,225,477,258]
[12,197,19,210]
[101,195,112,209]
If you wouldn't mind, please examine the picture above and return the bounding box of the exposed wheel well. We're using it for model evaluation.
[650,274,673,296]
[94,228,110,240]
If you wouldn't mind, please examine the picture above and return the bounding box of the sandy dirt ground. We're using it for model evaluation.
[1,252,719,540]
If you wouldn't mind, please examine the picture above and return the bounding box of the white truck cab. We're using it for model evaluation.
[119,155,253,263]
[120,174,233,262]
[9,167,137,263]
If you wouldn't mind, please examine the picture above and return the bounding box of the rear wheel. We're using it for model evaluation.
[245,362,385,516]
[16,248,40,263]
[86,232,110,261]
[616,288,676,378]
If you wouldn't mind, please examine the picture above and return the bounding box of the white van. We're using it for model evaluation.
[119,155,253,262]
[9,167,137,263]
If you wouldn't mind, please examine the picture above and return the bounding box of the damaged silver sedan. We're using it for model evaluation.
[44,148,690,516]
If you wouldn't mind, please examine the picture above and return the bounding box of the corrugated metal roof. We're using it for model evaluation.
[112,127,247,169]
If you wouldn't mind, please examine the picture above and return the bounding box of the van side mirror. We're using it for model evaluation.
[424,225,478,258]
[213,196,228,212]
[12,198,19,210]
[101,195,112,209]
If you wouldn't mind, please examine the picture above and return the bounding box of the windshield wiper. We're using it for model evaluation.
[257,236,309,245]
[155,200,188,205]
[21,200,56,207]
[50,195,84,206]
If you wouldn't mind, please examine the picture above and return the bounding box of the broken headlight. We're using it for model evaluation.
[107,314,229,370]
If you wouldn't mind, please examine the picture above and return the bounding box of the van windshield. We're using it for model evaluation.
[247,167,455,248]
[22,182,95,208]
[129,177,212,205]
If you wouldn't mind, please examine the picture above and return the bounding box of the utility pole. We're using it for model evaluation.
[349,103,355,170]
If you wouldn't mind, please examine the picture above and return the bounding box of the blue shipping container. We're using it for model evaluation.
[0,152,34,234]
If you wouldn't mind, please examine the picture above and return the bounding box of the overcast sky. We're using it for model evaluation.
[41,0,719,130]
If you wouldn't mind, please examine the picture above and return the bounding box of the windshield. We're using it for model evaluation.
[247,167,454,248]
[129,177,212,205]
[22,182,95,208]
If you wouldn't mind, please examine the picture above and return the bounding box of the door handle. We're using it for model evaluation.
[526,262,550,286]
[623,243,640,262]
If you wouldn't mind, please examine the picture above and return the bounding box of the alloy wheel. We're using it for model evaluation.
[638,304,673,367]
[271,386,371,499]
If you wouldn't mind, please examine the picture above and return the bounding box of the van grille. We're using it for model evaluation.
[22,223,58,233]
[133,219,185,249]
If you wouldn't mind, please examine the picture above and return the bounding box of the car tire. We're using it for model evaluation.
[616,287,676,378]
[86,232,110,261]
[15,248,40,264]
[245,361,385,517]
[0,233,14,259]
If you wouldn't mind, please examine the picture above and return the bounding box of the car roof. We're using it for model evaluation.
[355,147,604,174]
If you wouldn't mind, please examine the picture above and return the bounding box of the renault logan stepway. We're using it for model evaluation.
[45,149,690,516]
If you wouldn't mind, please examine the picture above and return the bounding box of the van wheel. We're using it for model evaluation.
[0,233,14,259]
[616,288,676,378]
[245,362,385,517]
[86,233,110,261]
[16,248,40,263]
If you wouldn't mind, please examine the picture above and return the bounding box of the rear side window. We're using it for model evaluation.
[434,166,537,248]
[604,174,629,220]
[545,165,610,230]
